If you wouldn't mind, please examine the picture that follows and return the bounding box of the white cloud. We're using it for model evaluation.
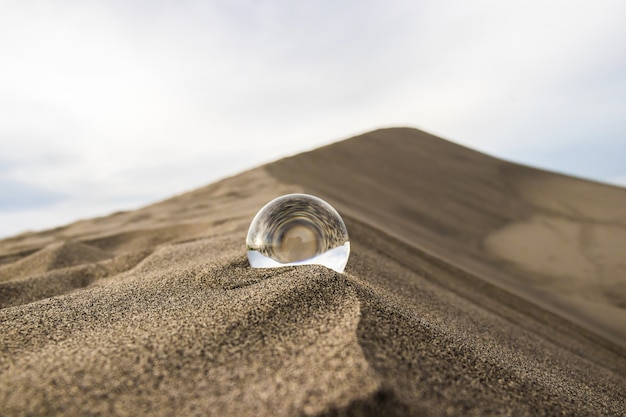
[607,176,626,188]
[1,0,625,237]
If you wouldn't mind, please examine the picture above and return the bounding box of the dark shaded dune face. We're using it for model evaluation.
[266,127,626,347]
[269,128,523,247]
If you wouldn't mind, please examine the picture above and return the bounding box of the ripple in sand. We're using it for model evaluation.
[246,194,350,273]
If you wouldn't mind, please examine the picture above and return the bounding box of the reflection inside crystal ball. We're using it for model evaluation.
[246,194,350,273]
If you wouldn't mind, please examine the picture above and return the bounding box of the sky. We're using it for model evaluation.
[1,0,625,238]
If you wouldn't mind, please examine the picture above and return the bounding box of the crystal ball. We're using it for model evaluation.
[246,194,350,273]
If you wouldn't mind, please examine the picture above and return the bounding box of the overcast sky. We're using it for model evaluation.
[1,0,625,238]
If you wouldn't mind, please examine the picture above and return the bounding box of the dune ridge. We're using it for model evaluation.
[0,128,624,416]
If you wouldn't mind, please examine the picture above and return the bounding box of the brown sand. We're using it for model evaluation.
[0,128,624,416]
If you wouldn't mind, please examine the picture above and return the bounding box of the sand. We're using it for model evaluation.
[0,128,624,416]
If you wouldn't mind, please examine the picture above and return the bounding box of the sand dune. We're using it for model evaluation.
[0,128,624,416]
[268,127,626,347]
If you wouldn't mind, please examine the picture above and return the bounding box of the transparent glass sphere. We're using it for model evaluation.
[246,194,350,273]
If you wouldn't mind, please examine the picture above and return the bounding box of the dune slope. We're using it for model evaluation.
[267,127,626,347]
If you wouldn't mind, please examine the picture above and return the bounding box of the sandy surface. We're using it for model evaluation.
[1,128,624,416]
